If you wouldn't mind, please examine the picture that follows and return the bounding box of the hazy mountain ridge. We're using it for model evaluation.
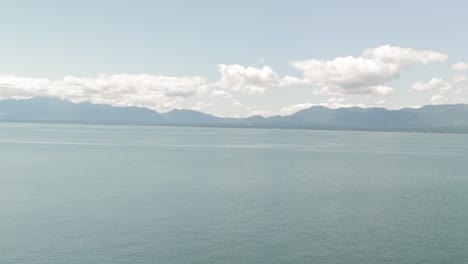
[1,97,468,133]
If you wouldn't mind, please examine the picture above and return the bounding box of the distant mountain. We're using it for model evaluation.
[217,105,468,132]
[1,97,468,133]
[0,97,165,124]
[261,105,468,132]
[162,109,221,124]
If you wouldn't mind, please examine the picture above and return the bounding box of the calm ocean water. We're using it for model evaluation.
[1,123,468,264]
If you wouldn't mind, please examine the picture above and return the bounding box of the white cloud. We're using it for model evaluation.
[317,85,395,97]
[210,90,233,98]
[452,74,467,83]
[431,94,449,104]
[280,103,314,116]
[0,74,209,112]
[246,105,270,116]
[232,101,243,107]
[398,105,422,109]
[411,78,452,92]
[191,102,213,111]
[291,45,447,97]
[0,47,463,116]
[0,75,51,99]
[323,97,364,109]
[362,45,447,66]
[280,98,365,116]
[279,75,303,86]
[250,110,270,116]
[412,76,468,104]
[452,62,468,71]
[62,74,208,98]
[215,64,301,94]
[370,86,395,97]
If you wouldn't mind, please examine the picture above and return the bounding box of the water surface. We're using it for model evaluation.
[1,123,468,264]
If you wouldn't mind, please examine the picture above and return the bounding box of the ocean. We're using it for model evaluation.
[1,123,468,264]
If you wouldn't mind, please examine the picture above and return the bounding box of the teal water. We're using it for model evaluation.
[1,123,468,264]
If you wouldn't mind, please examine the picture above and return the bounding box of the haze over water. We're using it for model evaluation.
[1,123,468,264]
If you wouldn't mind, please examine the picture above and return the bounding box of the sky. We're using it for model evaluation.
[1,0,468,117]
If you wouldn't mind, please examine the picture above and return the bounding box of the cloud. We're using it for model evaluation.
[370,86,395,97]
[362,45,447,65]
[280,103,314,116]
[324,97,366,109]
[0,74,209,112]
[232,101,243,107]
[291,45,447,97]
[0,67,303,114]
[280,98,365,115]
[215,64,301,94]
[191,102,213,111]
[279,75,303,86]
[452,74,467,83]
[62,74,208,98]
[412,76,468,104]
[431,94,449,104]
[210,90,233,98]
[411,78,452,92]
[0,47,462,115]
[317,85,395,97]
[0,75,51,99]
[452,62,468,71]
[246,105,270,116]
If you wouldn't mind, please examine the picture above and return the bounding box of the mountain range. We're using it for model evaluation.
[1,97,468,133]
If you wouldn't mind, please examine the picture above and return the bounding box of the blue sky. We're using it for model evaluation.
[1,0,468,116]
